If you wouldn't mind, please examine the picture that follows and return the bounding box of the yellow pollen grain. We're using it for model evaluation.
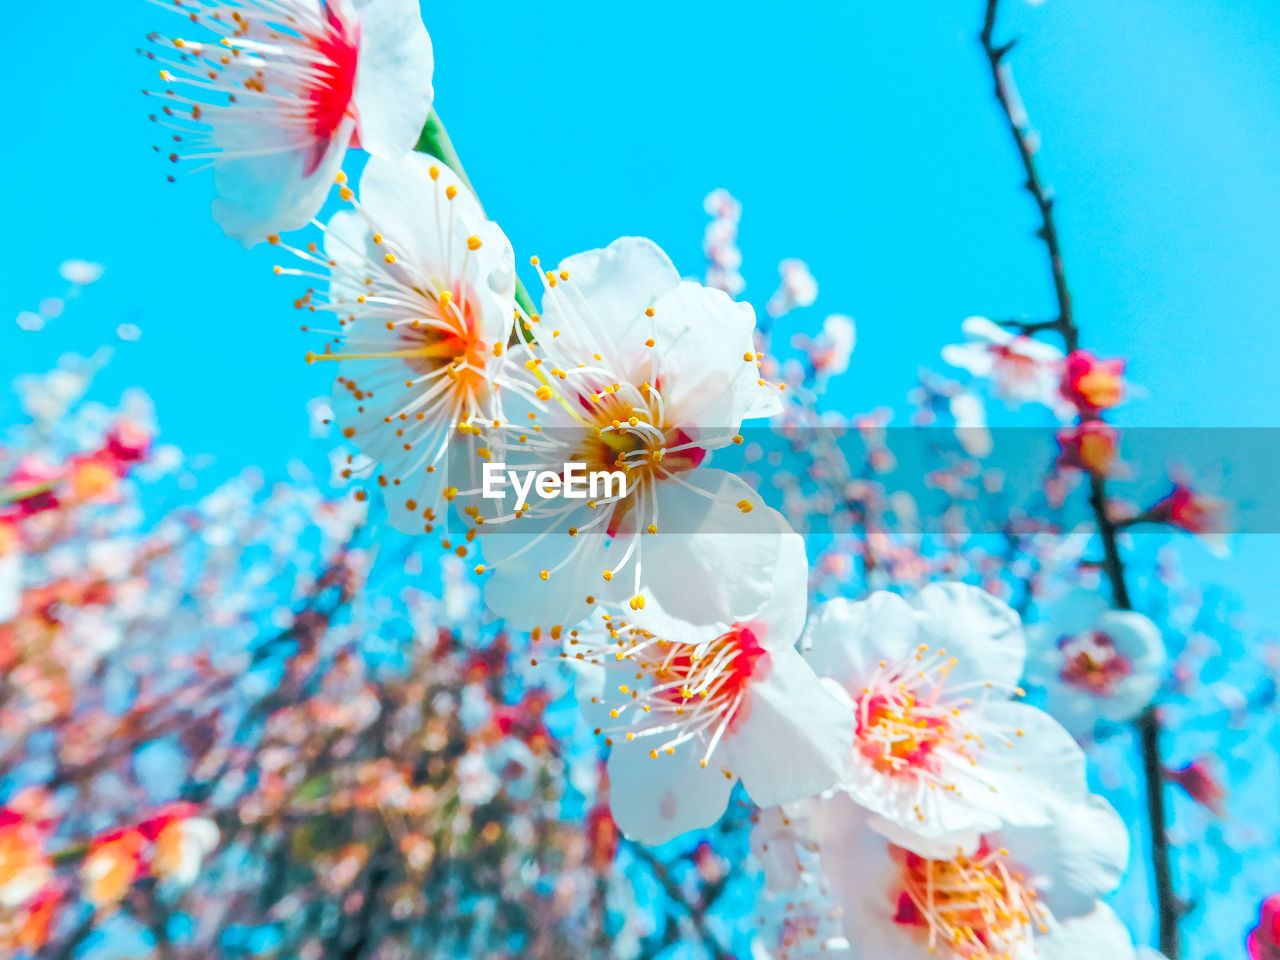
[467,235,482,251]
[445,185,458,199]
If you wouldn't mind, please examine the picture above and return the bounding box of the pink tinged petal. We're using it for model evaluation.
[350,0,434,160]
[720,646,853,808]
[909,581,1025,690]
[1001,793,1129,919]
[802,591,921,688]
[605,736,734,846]
[211,116,355,246]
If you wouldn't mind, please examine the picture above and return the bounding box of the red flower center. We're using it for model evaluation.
[305,4,359,143]
[1058,631,1132,696]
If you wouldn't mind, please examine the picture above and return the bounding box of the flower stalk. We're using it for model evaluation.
[979,1,1179,955]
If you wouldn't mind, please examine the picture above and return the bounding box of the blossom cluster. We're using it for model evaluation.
[77,0,1279,956]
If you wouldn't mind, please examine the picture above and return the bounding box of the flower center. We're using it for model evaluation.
[990,343,1038,386]
[891,842,1049,959]
[853,646,960,777]
[575,621,768,766]
[304,4,360,142]
[1057,631,1132,696]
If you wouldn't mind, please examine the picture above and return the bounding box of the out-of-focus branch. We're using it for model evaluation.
[626,841,732,960]
[979,2,1178,956]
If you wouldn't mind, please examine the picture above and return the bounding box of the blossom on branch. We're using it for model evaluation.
[476,237,788,631]
[802,583,1086,847]
[1026,589,1165,737]
[941,317,1065,411]
[294,154,516,535]
[144,0,434,245]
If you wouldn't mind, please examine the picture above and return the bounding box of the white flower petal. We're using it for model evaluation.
[1002,793,1129,919]
[605,736,734,845]
[722,646,852,808]
[1037,903,1137,960]
[351,0,434,160]
[628,470,801,645]
[802,591,921,686]
[909,582,1025,690]
[212,117,354,246]
[544,236,682,373]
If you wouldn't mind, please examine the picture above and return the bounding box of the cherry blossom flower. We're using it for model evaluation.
[145,0,434,244]
[814,791,1136,960]
[801,583,1086,846]
[1060,350,1125,416]
[0,810,52,911]
[59,260,105,286]
[80,827,148,907]
[1056,420,1117,476]
[1025,588,1165,736]
[1249,893,1280,960]
[941,317,1065,411]
[703,188,745,297]
[792,314,856,382]
[476,236,788,631]
[141,804,221,886]
[1149,483,1231,556]
[1165,757,1226,816]
[568,535,852,845]
[766,259,818,320]
[292,153,516,534]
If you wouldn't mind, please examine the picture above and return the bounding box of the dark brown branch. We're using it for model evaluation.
[979,0,1077,352]
[980,1,1178,956]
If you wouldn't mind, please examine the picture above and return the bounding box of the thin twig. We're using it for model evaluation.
[979,2,1178,956]
[979,0,1076,352]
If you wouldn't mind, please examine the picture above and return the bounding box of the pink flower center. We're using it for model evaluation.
[578,620,770,768]
[852,647,960,778]
[1057,631,1132,696]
